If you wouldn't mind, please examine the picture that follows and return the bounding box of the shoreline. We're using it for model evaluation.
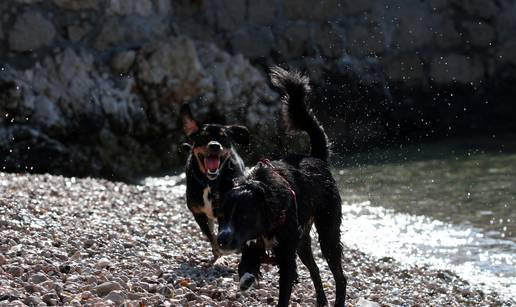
[0,172,513,306]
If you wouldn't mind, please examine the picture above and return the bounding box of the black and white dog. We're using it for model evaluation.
[180,104,249,259]
[215,67,347,306]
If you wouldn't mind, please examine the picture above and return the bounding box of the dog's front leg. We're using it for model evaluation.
[238,242,264,291]
[192,213,221,259]
[276,246,297,307]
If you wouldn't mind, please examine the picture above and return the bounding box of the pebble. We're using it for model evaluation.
[158,285,175,298]
[94,281,123,296]
[0,173,511,307]
[81,291,93,300]
[95,258,111,269]
[7,266,24,277]
[104,290,127,305]
[357,298,380,307]
[0,254,7,265]
[23,295,44,305]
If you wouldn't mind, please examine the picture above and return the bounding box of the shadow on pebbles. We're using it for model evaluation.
[0,173,511,306]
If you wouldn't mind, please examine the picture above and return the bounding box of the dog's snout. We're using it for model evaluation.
[208,141,222,151]
[217,229,233,248]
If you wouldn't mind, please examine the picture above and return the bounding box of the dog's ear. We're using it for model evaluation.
[180,103,199,137]
[226,125,249,146]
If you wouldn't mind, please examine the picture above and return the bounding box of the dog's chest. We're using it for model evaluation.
[200,186,215,219]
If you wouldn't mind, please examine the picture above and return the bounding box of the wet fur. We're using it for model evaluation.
[217,67,346,306]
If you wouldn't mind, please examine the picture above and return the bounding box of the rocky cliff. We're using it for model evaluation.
[1,0,515,179]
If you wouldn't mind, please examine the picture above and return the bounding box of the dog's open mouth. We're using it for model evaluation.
[204,154,222,177]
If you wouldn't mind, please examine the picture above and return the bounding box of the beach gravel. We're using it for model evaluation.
[0,173,512,306]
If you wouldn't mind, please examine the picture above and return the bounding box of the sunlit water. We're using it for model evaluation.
[334,135,516,300]
[145,135,516,300]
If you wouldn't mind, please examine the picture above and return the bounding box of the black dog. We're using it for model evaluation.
[216,67,346,306]
[180,103,249,259]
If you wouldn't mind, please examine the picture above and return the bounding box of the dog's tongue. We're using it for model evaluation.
[204,155,220,172]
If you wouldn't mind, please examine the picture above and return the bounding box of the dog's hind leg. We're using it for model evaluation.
[315,204,347,307]
[193,213,221,259]
[297,235,328,306]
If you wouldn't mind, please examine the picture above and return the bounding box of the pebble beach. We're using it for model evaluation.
[0,172,512,306]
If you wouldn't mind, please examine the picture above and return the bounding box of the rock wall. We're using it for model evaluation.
[1,0,515,179]
[0,32,277,180]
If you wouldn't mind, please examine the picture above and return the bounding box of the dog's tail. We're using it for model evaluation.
[270,66,330,162]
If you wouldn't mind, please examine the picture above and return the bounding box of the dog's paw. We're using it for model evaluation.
[239,273,256,291]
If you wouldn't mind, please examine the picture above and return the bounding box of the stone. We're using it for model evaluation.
[429,54,484,84]
[53,0,99,10]
[95,258,111,269]
[248,0,276,25]
[32,96,66,131]
[158,285,175,298]
[6,265,24,277]
[136,36,209,105]
[81,291,93,300]
[278,23,314,59]
[42,292,59,305]
[104,290,127,304]
[0,254,6,265]
[95,281,123,296]
[462,21,495,47]
[94,19,124,51]
[229,27,274,59]
[111,50,136,73]
[24,295,44,306]
[8,12,56,52]
[284,0,339,21]
[215,0,246,31]
[356,298,381,307]
[29,272,49,284]
[67,24,91,43]
[1,35,276,180]
[107,0,154,16]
